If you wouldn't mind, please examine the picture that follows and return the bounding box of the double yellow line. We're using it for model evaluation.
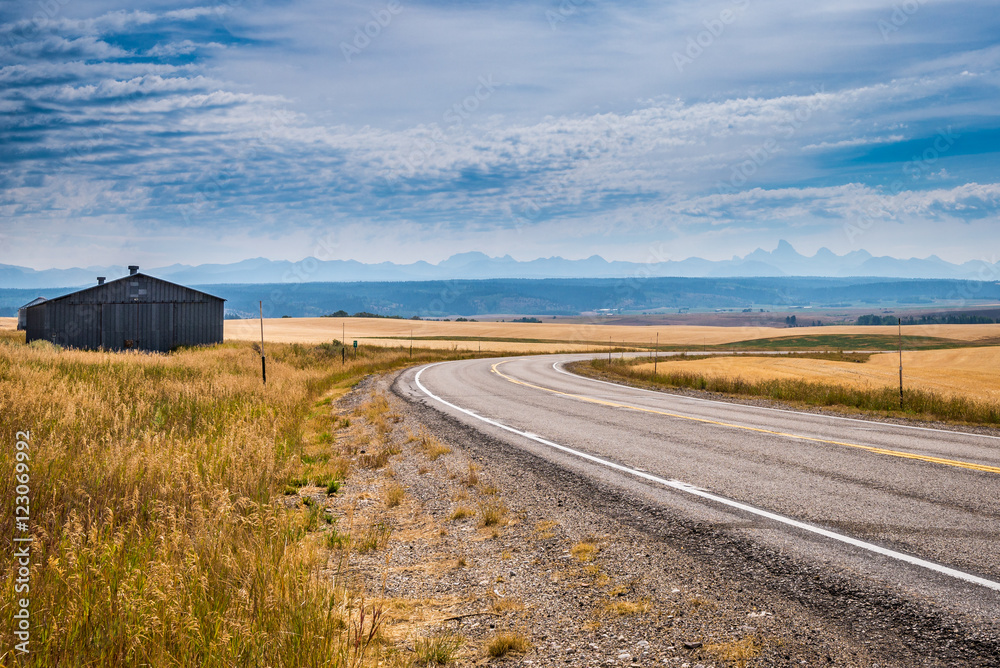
[490,361,1000,475]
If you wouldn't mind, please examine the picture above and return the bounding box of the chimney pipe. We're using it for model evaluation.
[97,277,106,285]
[128,265,139,276]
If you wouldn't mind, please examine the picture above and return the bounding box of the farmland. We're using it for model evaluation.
[221,317,1000,352]
[630,346,1000,404]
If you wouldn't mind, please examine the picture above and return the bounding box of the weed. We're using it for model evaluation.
[414,631,463,665]
[491,597,524,614]
[416,429,451,461]
[326,479,342,495]
[355,522,393,554]
[704,635,762,668]
[462,463,480,488]
[384,483,406,508]
[478,499,508,527]
[326,529,351,550]
[485,632,531,658]
[535,520,558,539]
[570,541,599,562]
[603,599,651,617]
[477,483,499,496]
[449,506,474,521]
[358,448,392,469]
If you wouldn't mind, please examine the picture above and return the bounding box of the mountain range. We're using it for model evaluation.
[3,241,999,289]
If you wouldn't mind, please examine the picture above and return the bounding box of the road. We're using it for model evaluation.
[396,353,1000,632]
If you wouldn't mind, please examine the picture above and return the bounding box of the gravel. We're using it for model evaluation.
[313,370,1000,667]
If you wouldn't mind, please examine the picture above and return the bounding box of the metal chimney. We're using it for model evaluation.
[128,265,139,275]
[97,277,106,285]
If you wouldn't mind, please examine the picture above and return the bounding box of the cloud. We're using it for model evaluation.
[1,0,999,269]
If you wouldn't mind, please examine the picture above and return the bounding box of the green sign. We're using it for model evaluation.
[353,340,358,348]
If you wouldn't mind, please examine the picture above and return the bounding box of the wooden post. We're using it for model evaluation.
[259,301,266,386]
[410,328,413,358]
[898,318,903,410]
[654,332,658,375]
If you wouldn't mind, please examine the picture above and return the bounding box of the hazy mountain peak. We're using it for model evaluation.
[2,242,997,289]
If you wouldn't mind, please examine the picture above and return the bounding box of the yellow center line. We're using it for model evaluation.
[489,361,1000,475]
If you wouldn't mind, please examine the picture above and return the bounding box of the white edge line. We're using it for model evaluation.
[413,362,1000,593]
[550,358,1000,442]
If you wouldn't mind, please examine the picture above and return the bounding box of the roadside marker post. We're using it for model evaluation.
[259,301,266,387]
[898,318,904,410]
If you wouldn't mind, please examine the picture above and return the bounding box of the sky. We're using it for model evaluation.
[1,0,999,270]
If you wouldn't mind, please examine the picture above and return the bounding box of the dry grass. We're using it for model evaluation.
[384,483,407,508]
[477,498,508,527]
[535,519,558,539]
[0,330,477,665]
[703,635,762,668]
[491,597,525,614]
[448,506,474,521]
[634,346,1000,404]
[602,598,652,617]
[415,429,452,461]
[461,464,480,488]
[485,632,531,658]
[414,631,463,665]
[570,541,599,562]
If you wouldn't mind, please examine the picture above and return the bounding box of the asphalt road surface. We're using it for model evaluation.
[396,353,1000,637]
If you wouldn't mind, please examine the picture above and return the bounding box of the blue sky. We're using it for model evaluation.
[1,0,999,270]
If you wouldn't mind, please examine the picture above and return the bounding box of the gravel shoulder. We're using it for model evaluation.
[316,369,1000,667]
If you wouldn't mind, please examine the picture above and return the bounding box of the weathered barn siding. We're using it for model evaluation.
[23,272,224,352]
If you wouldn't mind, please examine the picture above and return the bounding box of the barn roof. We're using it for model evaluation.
[19,297,48,310]
[23,272,225,308]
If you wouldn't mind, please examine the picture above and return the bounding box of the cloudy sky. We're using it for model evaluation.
[1,0,999,270]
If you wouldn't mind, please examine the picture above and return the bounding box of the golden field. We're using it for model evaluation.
[222,317,1000,351]
[633,346,1000,404]
[0,329,488,666]
[6,315,1000,350]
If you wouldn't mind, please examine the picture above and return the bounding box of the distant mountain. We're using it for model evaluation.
[2,241,999,289]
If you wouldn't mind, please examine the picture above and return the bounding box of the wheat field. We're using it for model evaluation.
[5,315,999,351]
[0,329,477,666]
[221,317,1000,351]
[633,346,1000,404]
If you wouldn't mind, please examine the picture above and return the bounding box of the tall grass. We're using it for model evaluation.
[584,358,1000,425]
[0,330,479,666]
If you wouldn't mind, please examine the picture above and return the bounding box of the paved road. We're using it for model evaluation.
[397,353,1000,627]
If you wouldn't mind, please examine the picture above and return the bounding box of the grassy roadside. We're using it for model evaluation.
[0,329,487,667]
[572,356,1000,427]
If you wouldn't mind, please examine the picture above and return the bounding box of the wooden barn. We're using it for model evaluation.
[22,266,225,352]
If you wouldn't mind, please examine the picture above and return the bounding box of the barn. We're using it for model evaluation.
[22,266,225,352]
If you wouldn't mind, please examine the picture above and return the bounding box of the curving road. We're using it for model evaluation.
[396,353,1000,628]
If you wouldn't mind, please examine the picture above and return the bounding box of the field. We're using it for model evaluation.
[221,317,1000,352]
[632,347,1000,404]
[0,327,492,666]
